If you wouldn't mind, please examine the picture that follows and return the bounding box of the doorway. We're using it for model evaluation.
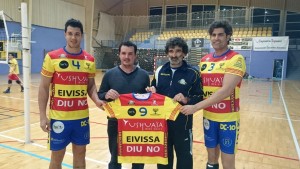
[273,59,283,78]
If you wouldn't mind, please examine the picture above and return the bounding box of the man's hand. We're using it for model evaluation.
[180,105,198,115]
[40,117,50,133]
[146,86,156,93]
[173,93,188,104]
[105,89,120,100]
[95,99,106,110]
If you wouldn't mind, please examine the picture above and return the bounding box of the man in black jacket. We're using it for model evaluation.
[146,37,203,169]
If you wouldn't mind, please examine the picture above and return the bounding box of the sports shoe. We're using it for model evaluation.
[3,89,10,93]
[21,86,24,92]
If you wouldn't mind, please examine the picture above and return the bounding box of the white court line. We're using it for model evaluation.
[0,126,114,168]
[0,95,38,102]
[272,117,300,122]
[293,84,300,92]
[0,122,39,134]
[0,89,128,168]
[278,83,300,160]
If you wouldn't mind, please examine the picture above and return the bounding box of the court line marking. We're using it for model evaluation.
[0,143,72,168]
[0,132,110,167]
[292,84,300,92]
[0,95,38,102]
[278,83,300,161]
[272,117,300,122]
[269,85,272,104]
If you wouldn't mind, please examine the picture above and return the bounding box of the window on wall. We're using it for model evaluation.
[252,8,280,35]
[191,5,215,27]
[166,5,187,28]
[176,6,187,27]
[149,7,162,29]
[219,6,245,25]
[286,12,300,38]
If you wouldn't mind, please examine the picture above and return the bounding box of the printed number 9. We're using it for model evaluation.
[139,107,147,116]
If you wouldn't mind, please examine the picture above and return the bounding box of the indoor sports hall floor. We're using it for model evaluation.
[0,72,299,169]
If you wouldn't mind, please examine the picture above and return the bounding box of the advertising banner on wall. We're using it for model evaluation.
[228,37,252,50]
[253,36,289,51]
[192,38,204,47]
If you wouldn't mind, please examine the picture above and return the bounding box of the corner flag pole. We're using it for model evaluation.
[21,2,31,144]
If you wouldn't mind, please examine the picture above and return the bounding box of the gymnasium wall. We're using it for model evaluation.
[203,41,288,79]
[0,21,84,75]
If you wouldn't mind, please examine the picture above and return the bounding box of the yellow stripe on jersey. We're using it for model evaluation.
[203,111,240,122]
[122,131,165,144]
[203,86,240,99]
[225,54,246,76]
[53,84,87,98]
[118,156,168,165]
[41,53,96,76]
[49,109,89,120]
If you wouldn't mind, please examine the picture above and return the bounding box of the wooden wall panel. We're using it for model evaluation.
[32,0,85,30]
[148,0,164,7]
[129,0,148,15]
[0,0,22,22]
[286,0,300,12]
[250,0,284,10]
[220,0,249,7]
[190,0,218,5]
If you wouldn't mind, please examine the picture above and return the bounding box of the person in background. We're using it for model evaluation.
[146,37,203,169]
[98,41,149,169]
[181,20,246,169]
[38,18,104,169]
[3,53,24,93]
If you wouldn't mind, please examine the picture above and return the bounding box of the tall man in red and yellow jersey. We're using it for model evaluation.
[181,20,246,169]
[38,18,105,169]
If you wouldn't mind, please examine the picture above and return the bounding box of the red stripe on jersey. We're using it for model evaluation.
[48,48,95,62]
[118,119,167,131]
[51,97,88,111]
[201,50,239,62]
[119,93,166,106]
[41,69,53,77]
[119,144,165,157]
[204,98,240,113]
[52,72,89,85]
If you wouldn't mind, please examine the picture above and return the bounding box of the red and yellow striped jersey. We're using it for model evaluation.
[41,48,96,120]
[200,50,246,122]
[104,93,182,164]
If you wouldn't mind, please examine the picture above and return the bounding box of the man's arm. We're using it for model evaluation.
[88,78,105,109]
[98,73,115,101]
[38,75,52,132]
[181,73,242,115]
[187,70,203,105]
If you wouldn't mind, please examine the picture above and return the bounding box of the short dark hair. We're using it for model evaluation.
[208,20,233,36]
[165,37,188,55]
[118,41,137,54]
[65,18,83,34]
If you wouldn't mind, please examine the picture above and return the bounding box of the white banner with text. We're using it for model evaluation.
[253,36,289,51]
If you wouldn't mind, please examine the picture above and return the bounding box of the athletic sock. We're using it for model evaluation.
[206,163,219,169]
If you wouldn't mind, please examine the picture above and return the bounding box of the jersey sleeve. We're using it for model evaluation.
[104,100,118,118]
[88,61,96,78]
[164,97,182,121]
[41,54,54,77]
[225,54,246,77]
